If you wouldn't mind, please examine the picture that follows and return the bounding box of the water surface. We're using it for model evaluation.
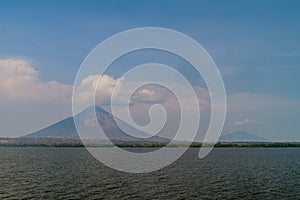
[0,148,299,199]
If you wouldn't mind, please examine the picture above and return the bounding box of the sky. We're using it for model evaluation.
[0,0,299,141]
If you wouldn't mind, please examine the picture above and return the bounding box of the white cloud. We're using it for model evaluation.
[0,59,72,104]
[0,59,126,108]
[0,59,73,136]
[230,118,265,126]
[130,84,170,104]
[193,86,211,110]
[75,75,211,113]
[128,84,210,111]
[75,74,124,106]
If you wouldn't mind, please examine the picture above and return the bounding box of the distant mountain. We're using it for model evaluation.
[219,131,268,142]
[26,116,77,138]
[25,106,168,142]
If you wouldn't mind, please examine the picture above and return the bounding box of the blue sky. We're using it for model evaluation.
[0,0,299,140]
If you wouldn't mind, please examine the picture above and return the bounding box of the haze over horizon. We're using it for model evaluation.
[0,0,299,141]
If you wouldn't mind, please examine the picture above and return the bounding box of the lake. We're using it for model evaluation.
[0,148,299,199]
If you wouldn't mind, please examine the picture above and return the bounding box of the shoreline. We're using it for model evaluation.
[0,141,300,148]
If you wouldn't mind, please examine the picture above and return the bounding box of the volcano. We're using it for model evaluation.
[25,106,168,142]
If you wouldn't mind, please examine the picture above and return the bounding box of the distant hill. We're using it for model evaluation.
[25,106,168,142]
[219,131,268,142]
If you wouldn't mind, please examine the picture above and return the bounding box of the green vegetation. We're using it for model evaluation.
[0,143,84,148]
[0,138,300,148]
[214,142,300,148]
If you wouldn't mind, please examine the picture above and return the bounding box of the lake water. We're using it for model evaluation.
[0,148,299,199]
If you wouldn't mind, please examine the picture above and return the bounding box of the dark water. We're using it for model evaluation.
[0,148,299,199]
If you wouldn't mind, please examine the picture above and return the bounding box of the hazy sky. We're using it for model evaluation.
[0,0,299,141]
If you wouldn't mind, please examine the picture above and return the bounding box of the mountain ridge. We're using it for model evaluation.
[219,130,268,142]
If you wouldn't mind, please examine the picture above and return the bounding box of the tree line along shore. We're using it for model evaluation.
[0,138,299,148]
